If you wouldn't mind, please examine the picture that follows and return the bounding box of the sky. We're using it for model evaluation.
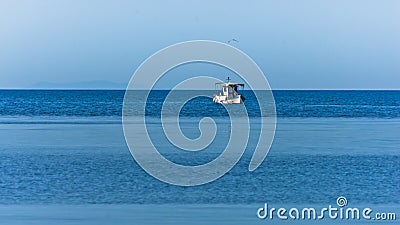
[0,0,399,89]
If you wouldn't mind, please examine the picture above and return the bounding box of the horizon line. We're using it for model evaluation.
[0,88,399,91]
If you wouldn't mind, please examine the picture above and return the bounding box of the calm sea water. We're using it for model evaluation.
[0,90,399,206]
[1,90,399,119]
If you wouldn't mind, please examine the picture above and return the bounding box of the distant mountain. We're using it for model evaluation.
[29,80,126,90]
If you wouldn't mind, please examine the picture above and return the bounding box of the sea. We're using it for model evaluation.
[0,90,399,225]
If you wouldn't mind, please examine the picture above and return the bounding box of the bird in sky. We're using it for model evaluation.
[227,38,239,44]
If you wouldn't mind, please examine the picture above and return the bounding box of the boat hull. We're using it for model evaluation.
[213,95,243,104]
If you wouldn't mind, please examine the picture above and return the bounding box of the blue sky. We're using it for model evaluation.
[0,0,399,89]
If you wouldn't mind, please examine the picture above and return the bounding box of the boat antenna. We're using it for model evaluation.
[227,77,231,82]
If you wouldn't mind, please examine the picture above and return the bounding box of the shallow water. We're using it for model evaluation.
[0,204,398,225]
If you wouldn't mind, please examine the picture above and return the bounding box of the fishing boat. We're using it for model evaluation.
[213,77,245,104]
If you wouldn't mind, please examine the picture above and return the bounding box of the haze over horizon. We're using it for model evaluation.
[0,0,399,90]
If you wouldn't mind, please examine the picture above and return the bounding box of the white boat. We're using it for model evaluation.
[213,77,245,104]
